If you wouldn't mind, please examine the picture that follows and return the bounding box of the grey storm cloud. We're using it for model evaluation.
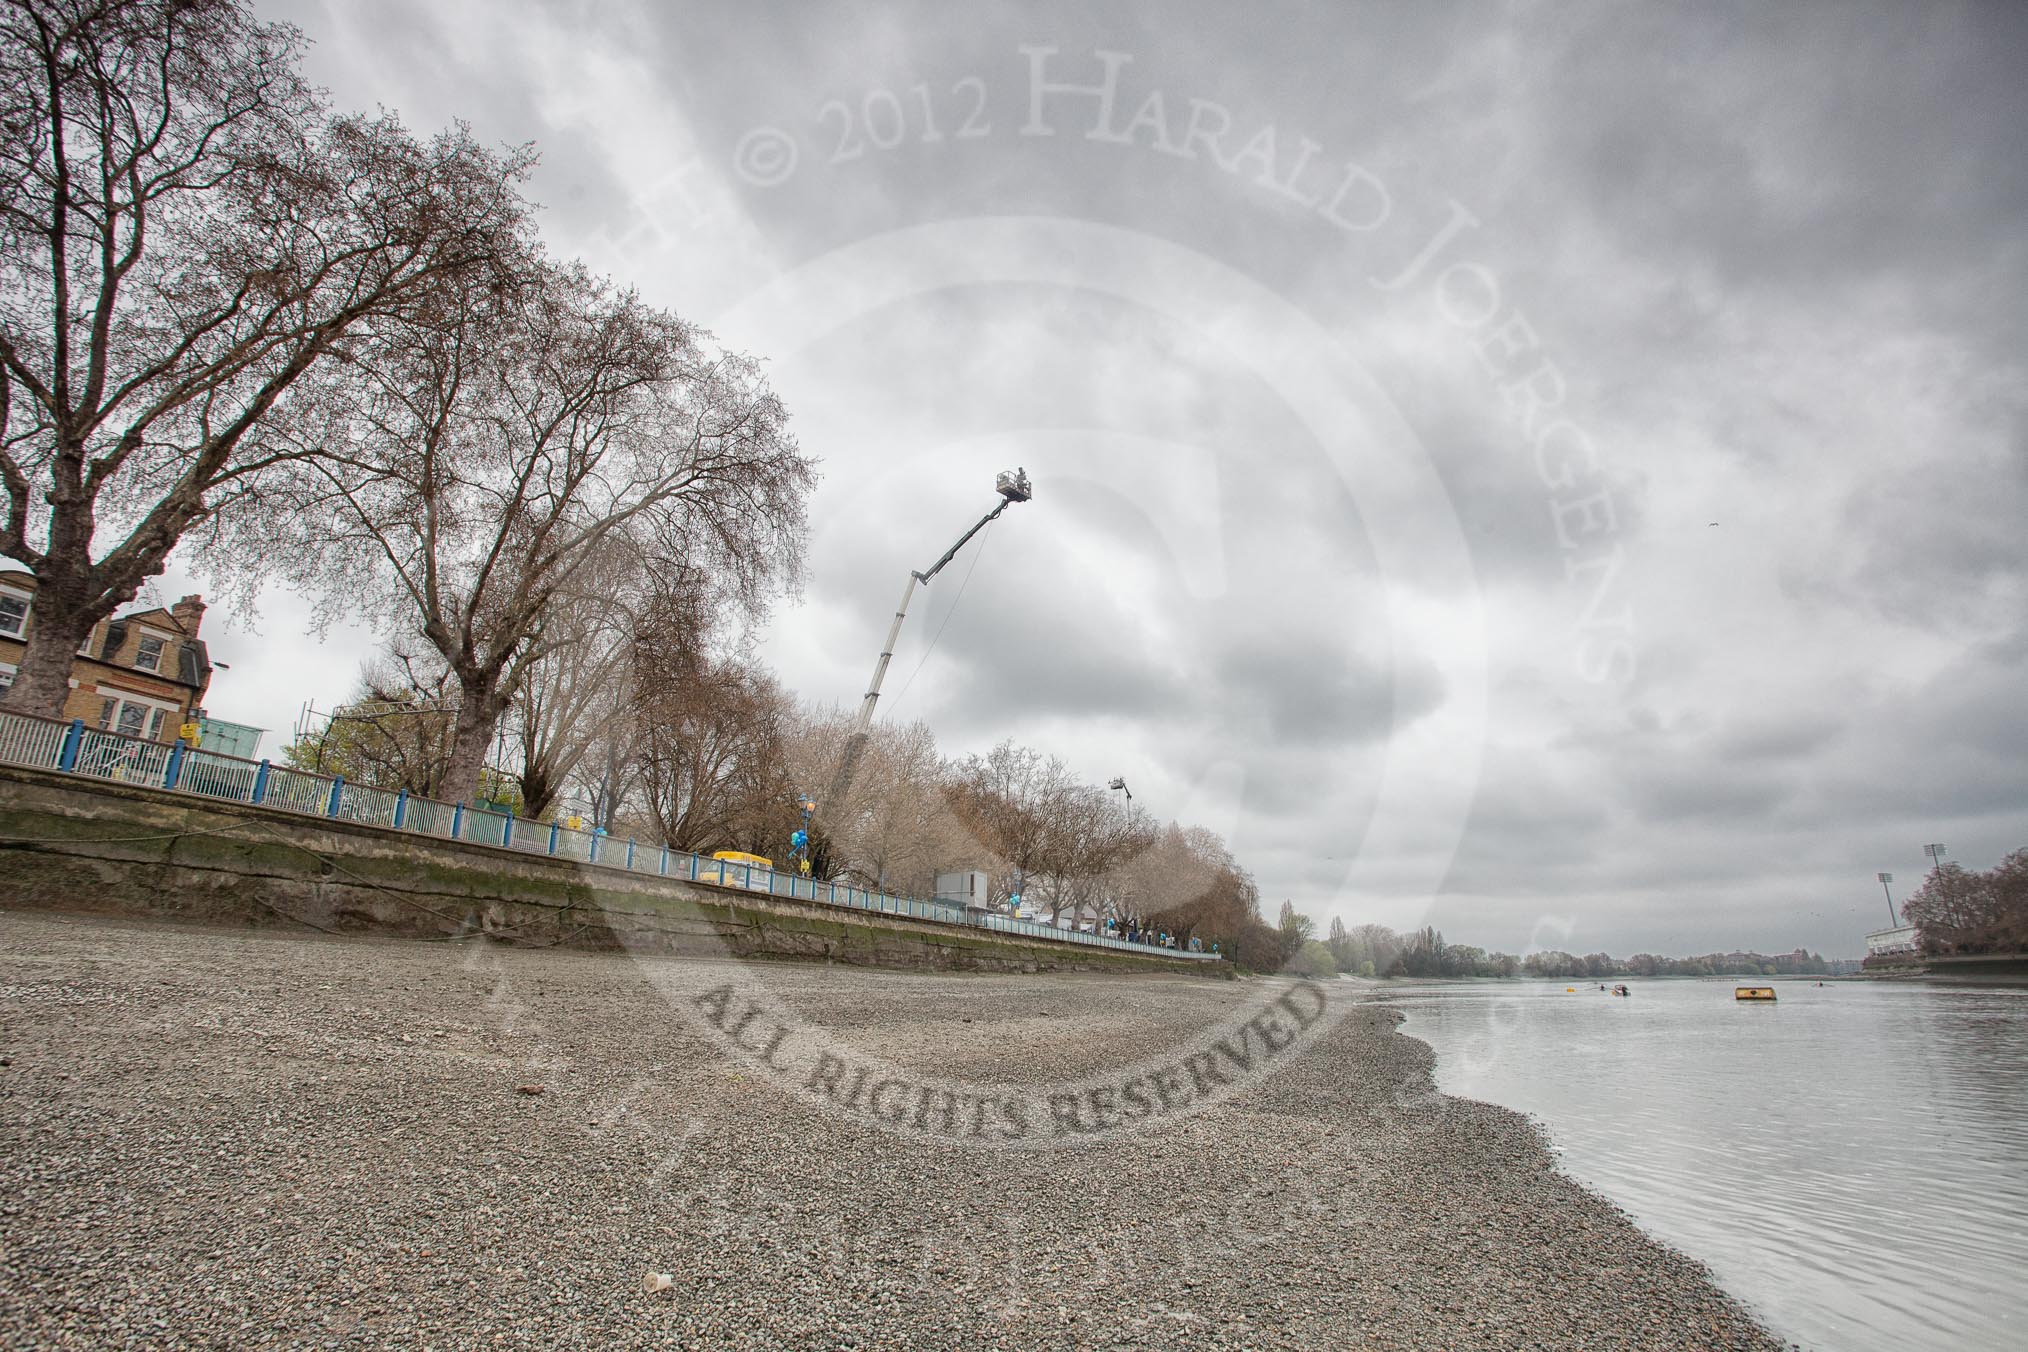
[1524,3,2028,307]
[1212,639,1444,748]
[213,0,2028,958]
[915,583,1196,731]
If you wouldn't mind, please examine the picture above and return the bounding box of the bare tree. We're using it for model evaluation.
[0,0,531,714]
[947,740,1082,909]
[1037,784,1156,926]
[281,256,813,804]
[844,719,973,897]
[786,709,972,895]
[510,611,628,820]
[572,738,633,834]
[1112,823,1214,924]
[281,648,457,795]
[1904,852,2028,956]
[507,549,705,820]
[1120,822,1274,958]
[632,658,791,855]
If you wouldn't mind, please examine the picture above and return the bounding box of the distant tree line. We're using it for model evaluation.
[1528,947,1834,978]
[1265,912,1839,979]
[1903,851,2028,956]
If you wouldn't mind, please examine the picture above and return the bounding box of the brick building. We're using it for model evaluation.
[0,571,214,742]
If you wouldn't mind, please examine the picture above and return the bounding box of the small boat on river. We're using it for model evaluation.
[1735,986,1777,1002]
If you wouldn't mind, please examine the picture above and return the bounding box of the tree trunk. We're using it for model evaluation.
[440,678,508,805]
[591,746,623,831]
[0,582,103,720]
[519,759,559,820]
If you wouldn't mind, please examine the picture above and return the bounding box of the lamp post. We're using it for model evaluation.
[790,794,815,878]
[1877,872,1897,926]
[1099,778,1135,934]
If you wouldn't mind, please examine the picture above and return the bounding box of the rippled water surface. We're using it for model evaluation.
[1379,979,2028,1351]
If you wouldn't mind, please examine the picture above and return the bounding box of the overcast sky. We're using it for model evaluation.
[179,0,2026,959]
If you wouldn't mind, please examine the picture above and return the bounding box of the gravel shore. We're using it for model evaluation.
[0,910,1786,1350]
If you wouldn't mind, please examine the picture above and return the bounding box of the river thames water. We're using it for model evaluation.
[1376,978,2028,1352]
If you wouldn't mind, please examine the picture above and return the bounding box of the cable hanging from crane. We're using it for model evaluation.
[824,469,1032,809]
[885,517,995,717]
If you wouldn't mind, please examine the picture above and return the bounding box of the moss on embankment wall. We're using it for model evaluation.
[0,765,1219,976]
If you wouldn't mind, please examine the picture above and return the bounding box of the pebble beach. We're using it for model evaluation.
[0,910,1787,1349]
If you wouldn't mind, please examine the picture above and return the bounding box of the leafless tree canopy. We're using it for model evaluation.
[631,659,791,856]
[785,710,972,897]
[509,603,632,822]
[947,740,1075,894]
[505,548,711,820]
[0,0,533,714]
[275,256,815,803]
[1902,852,2028,956]
[283,649,458,797]
[947,740,1169,924]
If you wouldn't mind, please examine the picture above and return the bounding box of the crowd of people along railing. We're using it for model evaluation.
[0,709,1220,962]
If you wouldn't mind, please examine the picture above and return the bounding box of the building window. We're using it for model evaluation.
[96,692,177,741]
[135,634,165,672]
[0,663,14,691]
[0,589,27,639]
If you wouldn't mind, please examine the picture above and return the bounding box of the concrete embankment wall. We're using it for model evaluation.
[0,765,1213,976]
[1866,952,2028,981]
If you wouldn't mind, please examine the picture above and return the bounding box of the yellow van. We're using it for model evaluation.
[695,850,774,890]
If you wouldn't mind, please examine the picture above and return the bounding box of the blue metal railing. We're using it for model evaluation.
[176,747,259,802]
[0,708,1217,961]
[260,763,331,816]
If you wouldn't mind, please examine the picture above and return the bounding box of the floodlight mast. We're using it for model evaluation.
[854,468,1031,734]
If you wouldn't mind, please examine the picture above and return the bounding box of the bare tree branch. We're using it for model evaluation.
[271,256,815,804]
[0,0,533,714]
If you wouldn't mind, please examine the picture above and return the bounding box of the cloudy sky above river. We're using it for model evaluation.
[192,0,2026,959]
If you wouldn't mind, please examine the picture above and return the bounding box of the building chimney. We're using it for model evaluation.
[171,594,206,635]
